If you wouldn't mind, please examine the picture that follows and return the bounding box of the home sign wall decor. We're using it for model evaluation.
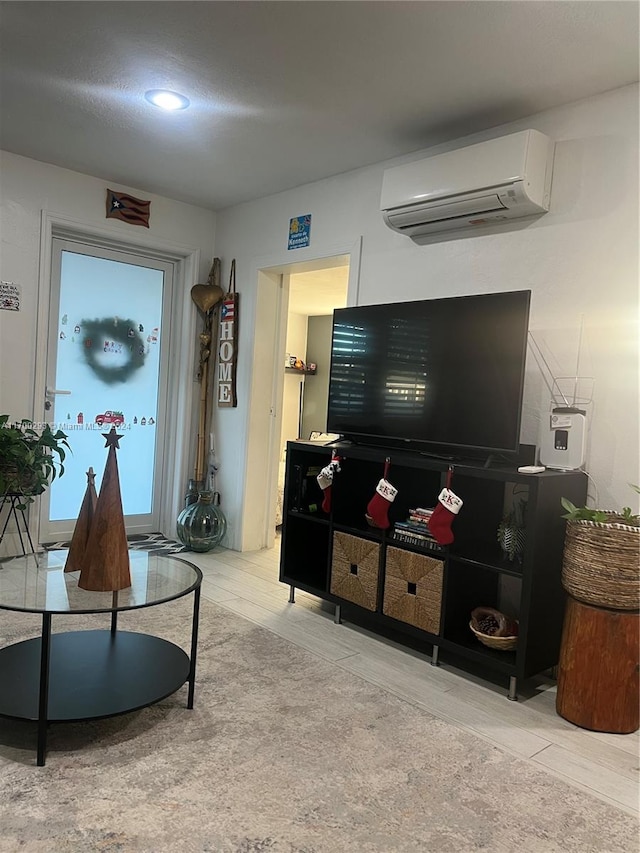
[217,259,238,408]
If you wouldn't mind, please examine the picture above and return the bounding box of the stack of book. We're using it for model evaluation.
[391,507,444,552]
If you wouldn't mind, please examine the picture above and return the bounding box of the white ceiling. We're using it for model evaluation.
[0,2,638,212]
[289,266,349,316]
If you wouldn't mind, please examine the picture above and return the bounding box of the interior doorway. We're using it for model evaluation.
[275,265,349,529]
[241,238,361,554]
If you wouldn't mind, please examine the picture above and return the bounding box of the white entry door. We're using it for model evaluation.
[41,238,175,542]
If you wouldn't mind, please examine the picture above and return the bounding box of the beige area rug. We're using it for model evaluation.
[0,597,637,853]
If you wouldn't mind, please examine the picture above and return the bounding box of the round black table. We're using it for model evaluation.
[0,549,202,766]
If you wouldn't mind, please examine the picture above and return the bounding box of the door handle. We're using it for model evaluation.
[45,387,72,410]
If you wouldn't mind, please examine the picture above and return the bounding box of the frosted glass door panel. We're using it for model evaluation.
[43,241,173,539]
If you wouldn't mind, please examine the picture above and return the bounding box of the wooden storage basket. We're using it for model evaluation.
[383,547,443,635]
[562,518,640,611]
[330,532,380,611]
[469,622,518,651]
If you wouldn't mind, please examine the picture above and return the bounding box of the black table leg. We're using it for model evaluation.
[36,613,52,766]
[0,496,39,565]
[111,591,118,636]
[19,504,39,566]
[187,586,201,709]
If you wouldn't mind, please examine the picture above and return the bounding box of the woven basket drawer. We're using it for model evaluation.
[330,532,381,611]
[383,546,444,635]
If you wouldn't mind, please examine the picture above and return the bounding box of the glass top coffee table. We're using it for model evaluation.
[0,549,202,766]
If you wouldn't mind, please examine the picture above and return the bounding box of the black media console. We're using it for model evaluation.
[279,440,587,699]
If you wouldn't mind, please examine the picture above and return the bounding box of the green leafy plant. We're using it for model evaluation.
[561,485,640,527]
[0,415,70,507]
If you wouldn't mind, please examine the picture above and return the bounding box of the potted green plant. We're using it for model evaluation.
[560,492,640,526]
[0,415,70,508]
[560,488,639,610]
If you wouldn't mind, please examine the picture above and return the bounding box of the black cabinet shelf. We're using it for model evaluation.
[439,634,517,674]
[288,510,329,525]
[387,536,447,559]
[279,440,587,697]
[450,543,524,577]
[332,522,385,542]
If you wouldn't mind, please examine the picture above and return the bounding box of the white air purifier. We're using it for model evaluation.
[539,407,587,471]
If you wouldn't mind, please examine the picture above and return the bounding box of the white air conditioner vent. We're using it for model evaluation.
[380,130,554,239]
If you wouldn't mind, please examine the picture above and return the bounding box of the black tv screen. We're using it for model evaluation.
[327,290,531,455]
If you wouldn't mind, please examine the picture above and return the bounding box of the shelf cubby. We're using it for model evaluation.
[280,513,329,591]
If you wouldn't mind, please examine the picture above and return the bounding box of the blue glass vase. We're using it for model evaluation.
[176,490,227,552]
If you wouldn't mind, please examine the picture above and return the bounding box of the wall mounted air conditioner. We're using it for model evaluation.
[380,129,554,239]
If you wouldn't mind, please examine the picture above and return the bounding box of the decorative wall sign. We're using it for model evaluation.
[80,317,146,384]
[0,280,21,311]
[106,188,151,228]
[288,214,311,250]
[217,259,238,408]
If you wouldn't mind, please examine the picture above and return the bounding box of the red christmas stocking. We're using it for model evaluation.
[366,460,397,530]
[316,454,341,513]
[428,486,463,545]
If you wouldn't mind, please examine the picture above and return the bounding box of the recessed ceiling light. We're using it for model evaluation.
[144,89,190,111]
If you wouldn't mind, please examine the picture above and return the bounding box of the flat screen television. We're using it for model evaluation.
[326,289,531,457]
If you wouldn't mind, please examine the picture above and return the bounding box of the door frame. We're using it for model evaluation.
[242,237,362,552]
[33,211,200,546]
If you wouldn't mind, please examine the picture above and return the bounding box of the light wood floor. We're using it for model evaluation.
[187,536,639,819]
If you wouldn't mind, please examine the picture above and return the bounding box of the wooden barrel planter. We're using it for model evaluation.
[557,516,639,733]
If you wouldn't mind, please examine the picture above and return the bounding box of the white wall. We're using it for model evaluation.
[213,84,639,550]
[302,314,334,441]
[0,151,216,552]
[281,312,308,447]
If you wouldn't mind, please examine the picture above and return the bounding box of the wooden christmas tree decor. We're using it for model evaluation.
[78,427,131,591]
[64,467,98,573]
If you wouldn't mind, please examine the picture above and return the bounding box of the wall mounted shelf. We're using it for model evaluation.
[285,366,317,375]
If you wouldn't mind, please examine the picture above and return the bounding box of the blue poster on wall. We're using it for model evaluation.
[288,214,311,250]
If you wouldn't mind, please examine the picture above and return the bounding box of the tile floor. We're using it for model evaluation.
[183,535,639,819]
